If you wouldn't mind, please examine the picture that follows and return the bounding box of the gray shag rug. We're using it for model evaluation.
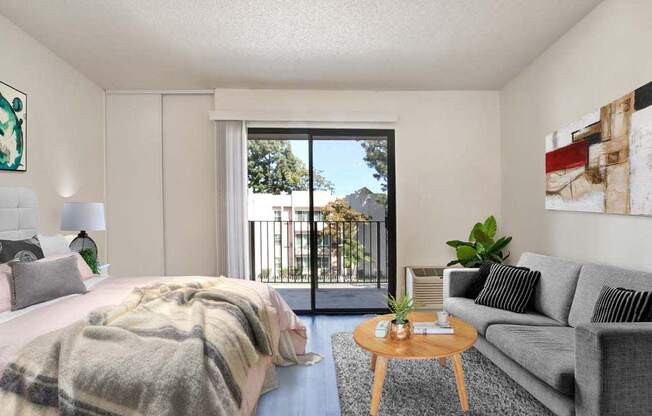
[331,332,554,416]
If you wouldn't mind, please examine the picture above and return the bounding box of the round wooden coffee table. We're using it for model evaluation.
[353,312,478,415]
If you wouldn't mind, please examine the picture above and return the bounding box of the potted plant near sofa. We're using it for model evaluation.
[387,294,415,341]
[446,215,512,267]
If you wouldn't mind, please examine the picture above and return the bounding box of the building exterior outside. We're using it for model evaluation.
[248,189,387,284]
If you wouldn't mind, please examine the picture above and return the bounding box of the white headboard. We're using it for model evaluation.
[0,187,39,240]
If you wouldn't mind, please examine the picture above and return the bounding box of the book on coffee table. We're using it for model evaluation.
[413,322,455,335]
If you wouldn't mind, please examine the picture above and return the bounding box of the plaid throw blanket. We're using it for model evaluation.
[0,277,279,416]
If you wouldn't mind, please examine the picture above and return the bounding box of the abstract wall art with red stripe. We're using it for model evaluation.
[545,80,652,215]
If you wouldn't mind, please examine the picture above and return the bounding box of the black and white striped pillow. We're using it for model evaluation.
[474,263,540,313]
[591,286,652,323]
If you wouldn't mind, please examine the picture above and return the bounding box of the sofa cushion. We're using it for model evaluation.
[444,297,562,335]
[517,252,582,325]
[464,262,492,299]
[486,325,575,396]
[591,285,652,323]
[464,262,532,300]
[475,263,540,313]
[569,263,652,327]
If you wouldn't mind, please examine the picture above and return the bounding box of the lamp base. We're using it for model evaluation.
[69,230,98,259]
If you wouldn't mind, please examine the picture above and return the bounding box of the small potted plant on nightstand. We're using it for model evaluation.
[388,294,415,341]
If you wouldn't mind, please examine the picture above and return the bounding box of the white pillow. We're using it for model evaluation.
[37,234,72,257]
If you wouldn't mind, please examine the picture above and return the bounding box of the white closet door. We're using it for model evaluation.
[105,94,165,277]
[162,95,216,276]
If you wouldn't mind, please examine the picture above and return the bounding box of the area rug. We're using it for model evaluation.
[331,332,554,416]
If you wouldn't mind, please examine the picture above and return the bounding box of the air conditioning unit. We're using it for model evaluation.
[405,266,445,310]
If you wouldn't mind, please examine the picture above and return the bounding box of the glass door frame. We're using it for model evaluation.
[248,127,396,314]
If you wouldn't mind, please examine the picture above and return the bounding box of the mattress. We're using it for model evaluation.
[0,276,308,416]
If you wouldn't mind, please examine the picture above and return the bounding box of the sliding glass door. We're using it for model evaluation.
[247,129,395,313]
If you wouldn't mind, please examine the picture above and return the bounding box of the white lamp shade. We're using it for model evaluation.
[61,202,106,231]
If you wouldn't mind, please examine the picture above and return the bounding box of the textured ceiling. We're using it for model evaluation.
[0,0,601,90]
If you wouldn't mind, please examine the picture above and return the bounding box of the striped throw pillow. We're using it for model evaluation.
[474,263,540,313]
[591,286,652,323]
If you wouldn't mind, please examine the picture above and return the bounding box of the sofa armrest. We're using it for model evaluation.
[443,268,479,298]
[575,322,652,416]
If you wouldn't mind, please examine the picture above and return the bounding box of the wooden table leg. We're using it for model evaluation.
[371,353,377,370]
[370,356,387,416]
[438,357,447,368]
[452,354,469,412]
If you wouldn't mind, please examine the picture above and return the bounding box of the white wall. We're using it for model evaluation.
[0,14,105,258]
[215,89,502,294]
[500,0,652,271]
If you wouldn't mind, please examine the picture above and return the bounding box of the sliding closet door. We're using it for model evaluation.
[162,95,216,276]
[105,94,165,277]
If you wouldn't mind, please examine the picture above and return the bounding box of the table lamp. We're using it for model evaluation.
[61,202,105,258]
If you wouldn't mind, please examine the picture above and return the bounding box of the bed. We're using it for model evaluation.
[0,187,315,415]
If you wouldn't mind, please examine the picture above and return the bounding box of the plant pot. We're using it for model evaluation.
[390,319,411,341]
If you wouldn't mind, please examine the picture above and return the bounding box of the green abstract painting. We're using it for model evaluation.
[0,81,26,171]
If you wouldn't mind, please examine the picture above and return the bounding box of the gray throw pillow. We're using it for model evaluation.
[10,255,87,310]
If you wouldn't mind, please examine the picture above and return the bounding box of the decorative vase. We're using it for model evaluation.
[389,319,411,341]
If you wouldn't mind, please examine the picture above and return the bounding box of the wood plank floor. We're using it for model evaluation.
[256,315,371,416]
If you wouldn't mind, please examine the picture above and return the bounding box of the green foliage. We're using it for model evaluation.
[446,215,512,268]
[387,294,414,325]
[322,198,368,222]
[359,140,388,192]
[247,140,334,194]
[322,199,370,271]
[342,239,370,268]
[79,249,99,274]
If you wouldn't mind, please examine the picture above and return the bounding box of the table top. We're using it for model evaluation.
[353,312,478,360]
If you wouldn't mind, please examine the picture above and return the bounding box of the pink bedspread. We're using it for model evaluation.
[0,276,309,416]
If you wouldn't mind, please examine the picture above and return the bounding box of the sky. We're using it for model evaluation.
[290,140,385,196]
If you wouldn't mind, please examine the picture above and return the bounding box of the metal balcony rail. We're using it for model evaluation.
[249,220,388,286]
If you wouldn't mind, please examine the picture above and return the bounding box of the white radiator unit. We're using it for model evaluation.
[405,266,445,310]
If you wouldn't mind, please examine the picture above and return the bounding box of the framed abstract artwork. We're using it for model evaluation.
[545,81,652,216]
[0,81,27,171]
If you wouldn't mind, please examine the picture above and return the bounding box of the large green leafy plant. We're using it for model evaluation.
[446,216,512,267]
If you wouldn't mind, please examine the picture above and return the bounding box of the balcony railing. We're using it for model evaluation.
[249,220,387,286]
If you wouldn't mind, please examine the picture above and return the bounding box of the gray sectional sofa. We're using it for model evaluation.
[443,252,652,416]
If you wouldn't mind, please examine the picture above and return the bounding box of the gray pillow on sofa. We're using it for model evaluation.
[9,255,87,310]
